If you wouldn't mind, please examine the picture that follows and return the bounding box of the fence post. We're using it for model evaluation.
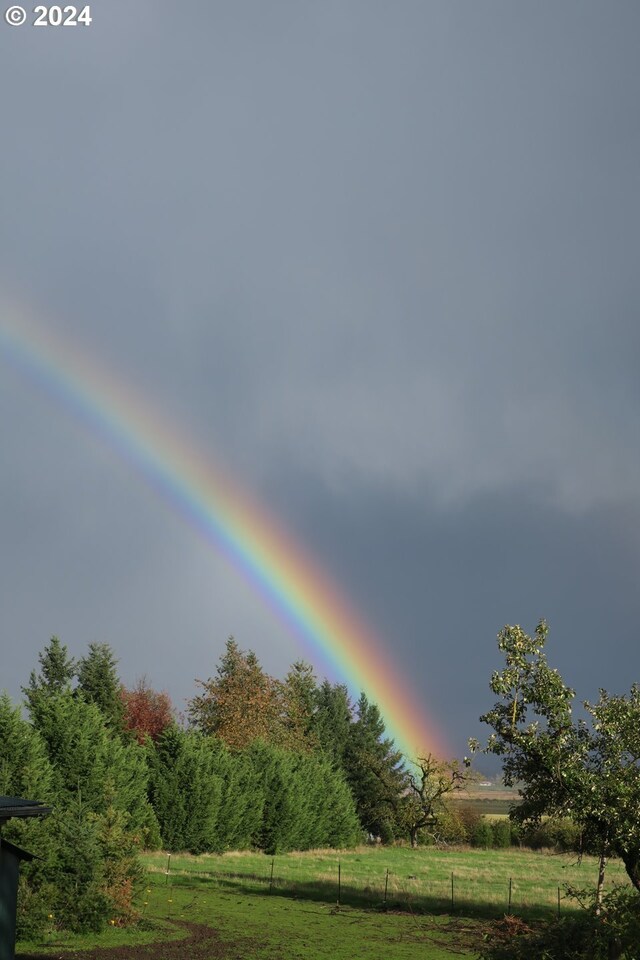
[508,877,512,912]
[166,854,171,885]
[269,858,274,895]
[384,868,389,907]
[337,860,341,906]
[451,872,454,910]
[557,886,561,918]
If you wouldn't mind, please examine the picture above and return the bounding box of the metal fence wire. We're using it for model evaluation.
[151,862,589,919]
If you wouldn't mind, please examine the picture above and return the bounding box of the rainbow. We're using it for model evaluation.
[0,304,450,761]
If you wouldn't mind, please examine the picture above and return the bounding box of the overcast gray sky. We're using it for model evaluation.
[1,1,639,762]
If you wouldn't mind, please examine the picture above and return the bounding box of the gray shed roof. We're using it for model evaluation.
[0,796,51,821]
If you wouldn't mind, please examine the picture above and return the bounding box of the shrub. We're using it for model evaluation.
[521,818,581,852]
[479,885,640,960]
[455,804,483,842]
[509,820,523,846]
[50,800,110,932]
[472,817,494,848]
[95,806,144,924]
[492,819,512,848]
[435,805,469,845]
[15,875,57,942]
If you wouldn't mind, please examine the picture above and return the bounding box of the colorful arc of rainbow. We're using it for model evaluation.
[1,309,450,761]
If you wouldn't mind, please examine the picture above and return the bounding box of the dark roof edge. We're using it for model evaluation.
[0,838,37,861]
[0,798,52,821]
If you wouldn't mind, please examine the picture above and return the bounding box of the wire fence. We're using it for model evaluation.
[145,856,604,919]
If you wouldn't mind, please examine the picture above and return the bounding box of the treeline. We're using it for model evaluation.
[429,807,589,852]
[187,639,407,843]
[150,733,359,855]
[0,636,410,935]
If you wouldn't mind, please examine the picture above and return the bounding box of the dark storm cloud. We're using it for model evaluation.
[271,470,640,755]
[1,2,639,757]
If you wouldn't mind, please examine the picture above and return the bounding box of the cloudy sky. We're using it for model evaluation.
[1,1,639,763]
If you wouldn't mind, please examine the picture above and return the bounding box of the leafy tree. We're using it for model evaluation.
[297,751,361,849]
[121,677,174,743]
[470,620,640,895]
[76,642,124,729]
[430,804,471,845]
[188,638,283,749]
[492,818,512,849]
[320,761,363,848]
[398,754,467,847]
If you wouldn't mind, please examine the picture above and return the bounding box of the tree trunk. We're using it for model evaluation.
[619,849,640,894]
[410,828,418,849]
[595,851,607,915]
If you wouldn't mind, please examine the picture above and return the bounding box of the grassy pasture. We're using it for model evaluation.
[144,844,630,916]
[17,846,632,960]
[18,884,482,959]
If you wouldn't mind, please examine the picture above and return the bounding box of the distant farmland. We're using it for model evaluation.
[450,785,521,817]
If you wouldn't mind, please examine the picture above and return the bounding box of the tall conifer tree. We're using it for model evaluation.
[279,661,318,752]
[76,642,125,729]
[312,681,353,766]
[343,692,407,840]
[148,726,223,853]
[23,636,75,725]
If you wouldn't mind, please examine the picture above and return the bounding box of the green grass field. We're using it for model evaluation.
[19,886,483,959]
[143,844,629,915]
[17,845,632,960]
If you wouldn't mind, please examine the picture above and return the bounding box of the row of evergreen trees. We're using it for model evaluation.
[150,731,360,854]
[0,690,149,934]
[188,639,408,842]
[0,636,409,935]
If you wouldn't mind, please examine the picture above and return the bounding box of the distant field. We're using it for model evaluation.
[464,786,521,799]
[451,785,521,816]
[450,797,516,816]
